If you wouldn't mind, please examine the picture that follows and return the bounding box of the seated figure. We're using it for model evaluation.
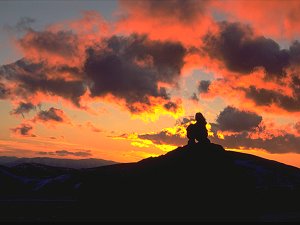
[187,112,210,145]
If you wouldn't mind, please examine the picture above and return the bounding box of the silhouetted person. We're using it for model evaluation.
[187,112,210,145]
[187,123,197,145]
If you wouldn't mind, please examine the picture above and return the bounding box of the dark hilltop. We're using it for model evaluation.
[1,113,300,222]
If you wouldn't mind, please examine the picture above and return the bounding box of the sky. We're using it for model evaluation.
[1,0,300,167]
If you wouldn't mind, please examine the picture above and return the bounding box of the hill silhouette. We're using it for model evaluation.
[1,142,300,222]
[0,156,117,169]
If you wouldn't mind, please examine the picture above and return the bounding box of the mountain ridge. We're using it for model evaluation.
[0,156,118,169]
[1,142,300,221]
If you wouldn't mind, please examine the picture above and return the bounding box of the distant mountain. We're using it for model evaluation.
[1,143,300,222]
[9,163,76,179]
[0,156,118,169]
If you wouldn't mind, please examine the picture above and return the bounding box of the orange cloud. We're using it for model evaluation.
[1,29,189,120]
[18,29,80,67]
[192,21,300,117]
[16,11,110,69]
[212,0,300,40]
[116,0,216,46]
[112,116,198,152]
[2,1,300,161]
[113,107,300,156]
[112,131,178,153]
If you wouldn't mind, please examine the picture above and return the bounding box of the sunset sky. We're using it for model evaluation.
[1,0,300,167]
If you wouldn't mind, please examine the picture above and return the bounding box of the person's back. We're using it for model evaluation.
[194,112,210,144]
[186,112,210,145]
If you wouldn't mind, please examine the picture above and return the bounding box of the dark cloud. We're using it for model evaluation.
[289,41,300,65]
[1,32,186,115]
[138,116,194,146]
[34,107,66,123]
[211,132,300,154]
[190,93,199,102]
[11,124,35,137]
[198,80,211,93]
[181,117,194,125]
[139,131,186,146]
[122,0,209,23]
[55,65,83,76]
[0,83,9,99]
[175,116,194,126]
[10,102,36,117]
[0,59,86,106]
[84,34,186,113]
[209,122,220,134]
[19,30,79,58]
[37,150,92,157]
[163,101,180,112]
[216,106,262,132]
[289,75,300,100]
[18,76,86,107]
[203,22,290,78]
[245,86,300,112]
[0,59,44,80]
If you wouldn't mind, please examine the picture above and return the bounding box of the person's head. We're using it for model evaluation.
[195,112,206,124]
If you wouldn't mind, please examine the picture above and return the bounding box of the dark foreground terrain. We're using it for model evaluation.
[1,142,300,222]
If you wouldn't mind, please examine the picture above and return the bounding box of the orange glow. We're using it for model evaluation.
[217,131,225,140]
[154,144,177,152]
[130,97,184,122]
[113,132,177,153]
[206,123,214,137]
